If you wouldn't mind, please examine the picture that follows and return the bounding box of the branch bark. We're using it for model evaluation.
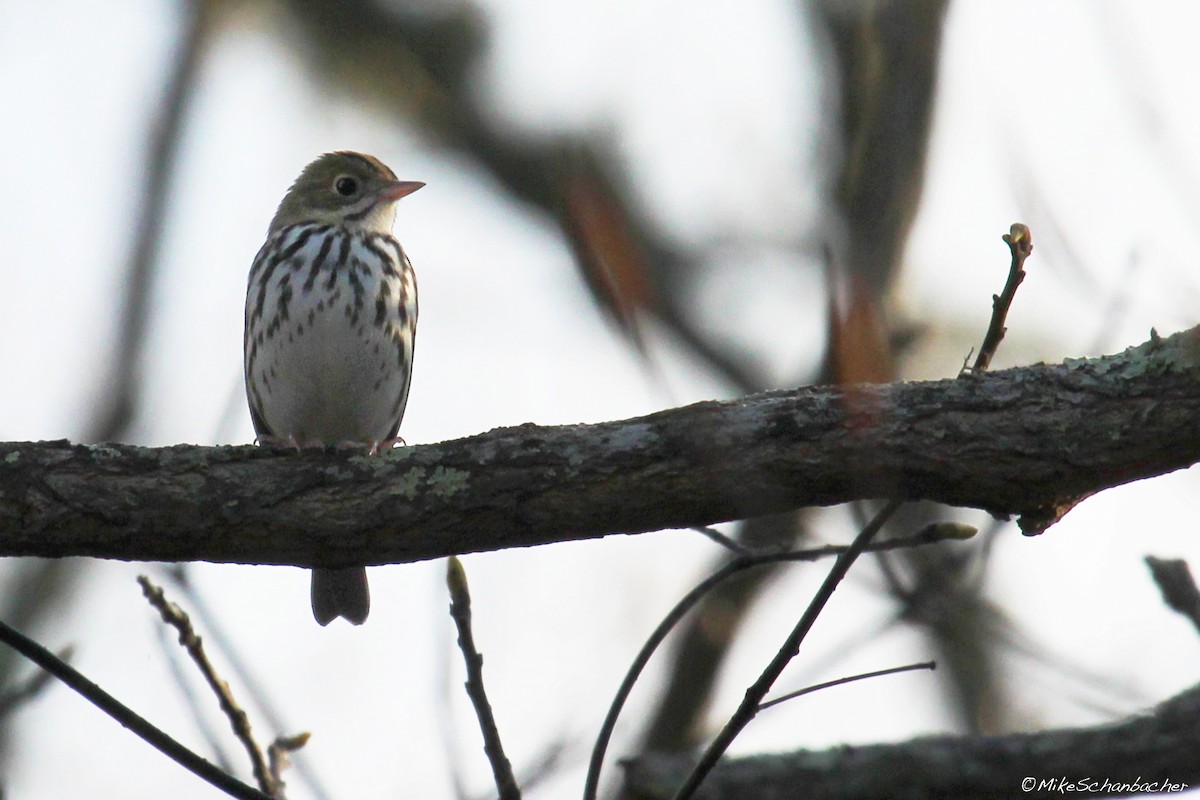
[621,682,1200,799]
[2,328,1200,568]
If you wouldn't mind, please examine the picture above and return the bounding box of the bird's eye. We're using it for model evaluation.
[334,176,359,197]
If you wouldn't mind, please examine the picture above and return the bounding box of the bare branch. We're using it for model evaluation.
[139,576,290,797]
[446,557,520,800]
[0,617,270,800]
[671,500,901,800]
[2,329,1200,565]
[159,566,335,800]
[624,682,1200,799]
[583,522,967,800]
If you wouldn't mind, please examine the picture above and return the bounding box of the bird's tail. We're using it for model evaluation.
[311,567,370,625]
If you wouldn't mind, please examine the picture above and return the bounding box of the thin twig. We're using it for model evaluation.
[625,681,1200,799]
[758,660,936,711]
[160,565,334,800]
[152,616,237,774]
[268,733,311,794]
[1145,556,1200,637]
[447,557,521,800]
[0,617,270,800]
[962,223,1033,376]
[690,526,753,556]
[0,646,70,718]
[139,576,285,798]
[671,499,903,800]
[582,512,967,800]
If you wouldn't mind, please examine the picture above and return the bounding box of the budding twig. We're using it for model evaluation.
[962,223,1033,376]
[139,575,291,798]
[447,556,521,800]
[158,566,333,800]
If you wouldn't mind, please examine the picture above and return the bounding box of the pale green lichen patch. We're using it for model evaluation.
[564,445,585,469]
[1062,327,1200,381]
[1119,328,1200,378]
[391,467,426,501]
[428,466,470,498]
[347,454,399,477]
[4,452,18,464]
[384,465,469,500]
[87,444,122,460]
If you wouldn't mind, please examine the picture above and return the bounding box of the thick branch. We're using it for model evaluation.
[2,329,1200,567]
[622,682,1200,799]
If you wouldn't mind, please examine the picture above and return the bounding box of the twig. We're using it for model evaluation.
[139,576,288,798]
[671,499,903,800]
[447,557,521,800]
[0,645,70,717]
[625,681,1200,799]
[962,223,1033,376]
[160,565,334,800]
[582,511,965,800]
[268,733,311,794]
[757,660,936,712]
[1145,556,1200,637]
[152,616,237,774]
[690,526,753,556]
[0,617,270,800]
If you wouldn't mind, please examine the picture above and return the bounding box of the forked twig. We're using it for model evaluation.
[139,576,297,798]
[962,223,1034,376]
[447,557,521,800]
[669,499,902,800]
[689,526,752,556]
[758,660,936,711]
[0,617,270,800]
[159,565,334,800]
[582,511,968,800]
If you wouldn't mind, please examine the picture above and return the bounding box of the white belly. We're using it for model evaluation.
[245,224,417,445]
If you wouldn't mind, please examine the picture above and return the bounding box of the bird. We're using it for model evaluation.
[243,151,423,625]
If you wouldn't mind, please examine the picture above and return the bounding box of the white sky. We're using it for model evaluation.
[2,1,1200,798]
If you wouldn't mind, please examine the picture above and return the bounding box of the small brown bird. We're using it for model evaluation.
[244,152,423,625]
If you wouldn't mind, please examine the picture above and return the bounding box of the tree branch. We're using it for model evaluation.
[622,682,1200,799]
[2,328,1200,567]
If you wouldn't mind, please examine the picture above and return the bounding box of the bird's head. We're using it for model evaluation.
[269,151,423,234]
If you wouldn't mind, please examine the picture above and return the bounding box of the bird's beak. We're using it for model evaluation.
[381,181,425,201]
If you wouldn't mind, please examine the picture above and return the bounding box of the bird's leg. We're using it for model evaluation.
[368,436,406,455]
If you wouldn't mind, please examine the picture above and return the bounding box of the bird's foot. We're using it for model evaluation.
[367,436,406,455]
